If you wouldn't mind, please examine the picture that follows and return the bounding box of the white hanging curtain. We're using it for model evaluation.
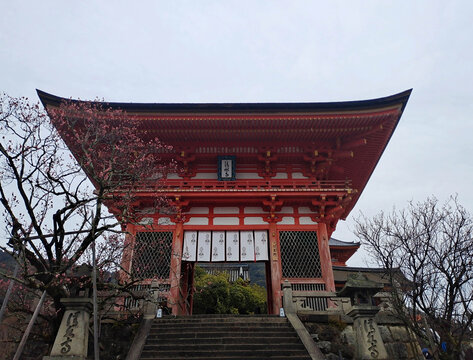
[211,231,225,262]
[197,231,211,262]
[182,230,268,262]
[225,231,240,261]
[254,230,269,261]
[240,230,255,261]
[182,230,198,261]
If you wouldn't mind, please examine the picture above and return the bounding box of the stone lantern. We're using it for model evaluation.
[339,273,388,360]
[43,264,93,360]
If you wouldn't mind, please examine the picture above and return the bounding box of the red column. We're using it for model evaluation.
[169,222,184,315]
[119,224,135,283]
[269,222,282,314]
[317,222,336,292]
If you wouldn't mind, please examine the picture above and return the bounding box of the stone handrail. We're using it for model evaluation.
[283,282,351,314]
[282,281,326,360]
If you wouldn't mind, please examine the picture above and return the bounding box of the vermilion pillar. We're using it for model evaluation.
[119,224,135,283]
[269,222,282,314]
[169,222,184,314]
[317,222,336,292]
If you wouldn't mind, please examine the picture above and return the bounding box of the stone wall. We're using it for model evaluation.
[299,312,423,360]
[97,320,140,360]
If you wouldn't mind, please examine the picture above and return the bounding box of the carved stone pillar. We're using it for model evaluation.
[339,273,388,360]
[348,307,389,360]
[43,298,93,360]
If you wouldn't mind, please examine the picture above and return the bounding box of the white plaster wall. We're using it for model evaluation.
[292,172,308,179]
[157,217,175,225]
[299,216,318,225]
[138,217,154,225]
[273,172,288,179]
[194,172,218,179]
[213,217,240,225]
[237,172,263,179]
[167,173,183,179]
[298,206,313,214]
[244,217,266,225]
[214,207,240,214]
[244,207,264,214]
[279,217,295,225]
[186,217,209,225]
[188,207,210,214]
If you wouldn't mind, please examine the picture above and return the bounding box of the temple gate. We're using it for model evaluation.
[38,89,411,315]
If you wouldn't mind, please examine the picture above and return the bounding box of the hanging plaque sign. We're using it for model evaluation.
[218,156,236,181]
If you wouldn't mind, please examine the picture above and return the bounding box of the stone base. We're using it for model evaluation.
[43,356,86,360]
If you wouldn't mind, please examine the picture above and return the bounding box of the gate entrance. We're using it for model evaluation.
[39,90,411,317]
[191,262,268,314]
[179,230,271,315]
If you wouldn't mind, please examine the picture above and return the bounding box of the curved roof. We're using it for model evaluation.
[37,89,411,114]
[329,237,360,247]
[37,89,411,221]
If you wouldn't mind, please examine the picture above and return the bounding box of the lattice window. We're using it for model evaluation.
[280,231,322,278]
[131,232,173,279]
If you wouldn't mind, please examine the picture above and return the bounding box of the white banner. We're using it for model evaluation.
[182,231,197,261]
[240,231,255,261]
[254,230,269,261]
[226,231,240,261]
[197,231,211,262]
[211,231,226,262]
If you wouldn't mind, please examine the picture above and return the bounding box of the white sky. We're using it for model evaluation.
[1,1,472,266]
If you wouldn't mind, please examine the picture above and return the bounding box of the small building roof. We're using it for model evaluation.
[329,237,360,247]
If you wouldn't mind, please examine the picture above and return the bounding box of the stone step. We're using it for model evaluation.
[146,334,299,343]
[144,343,307,351]
[147,331,297,341]
[153,319,287,327]
[141,355,311,360]
[141,348,310,359]
[151,323,288,331]
[139,315,311,360]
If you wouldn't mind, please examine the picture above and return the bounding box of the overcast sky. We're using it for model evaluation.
[1,1,472,266]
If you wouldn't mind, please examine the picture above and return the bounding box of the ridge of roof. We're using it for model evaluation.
[37,89,412,114]
[329,237,361,247]
[332,266,395,272]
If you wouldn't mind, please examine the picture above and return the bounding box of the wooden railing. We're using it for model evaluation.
[134,179,353,193]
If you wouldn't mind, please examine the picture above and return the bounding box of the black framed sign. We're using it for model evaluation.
[218,156,236,181]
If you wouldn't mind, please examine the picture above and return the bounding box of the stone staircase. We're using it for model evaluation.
[139,314,312,360]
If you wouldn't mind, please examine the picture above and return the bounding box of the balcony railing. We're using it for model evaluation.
[132,179,353,194]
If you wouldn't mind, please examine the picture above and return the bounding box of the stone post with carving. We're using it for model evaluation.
[339,273,389,360]
[43,298,93,360]
[44,264,94,360]
[143,279,159,319]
